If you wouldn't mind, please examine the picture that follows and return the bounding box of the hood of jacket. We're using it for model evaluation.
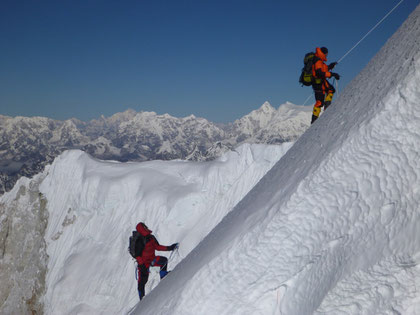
[315,47,328,62]
[136,222,152,236]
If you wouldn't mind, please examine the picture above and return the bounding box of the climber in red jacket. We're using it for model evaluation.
[135,222,178,300]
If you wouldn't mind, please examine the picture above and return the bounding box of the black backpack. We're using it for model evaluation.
[299,52,318,86]
[128,231,147,258]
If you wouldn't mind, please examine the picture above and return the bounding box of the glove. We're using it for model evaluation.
[328,62,337,70]
[331,72,340,80]
[168,243,178,251]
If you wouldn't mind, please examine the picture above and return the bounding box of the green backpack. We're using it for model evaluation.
[299,52,318,86]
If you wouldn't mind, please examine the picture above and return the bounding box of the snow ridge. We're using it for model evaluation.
[35,143,291,314]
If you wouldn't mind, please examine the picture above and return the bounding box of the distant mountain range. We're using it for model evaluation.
[0,101,311,194]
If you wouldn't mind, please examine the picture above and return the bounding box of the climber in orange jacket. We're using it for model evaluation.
[311,47,340,124]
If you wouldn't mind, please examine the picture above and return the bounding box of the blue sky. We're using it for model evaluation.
[0,0,418,123]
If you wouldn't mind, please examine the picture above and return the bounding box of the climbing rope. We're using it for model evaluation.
[302,94,313,106]
[334,78,338,97]
[337,0,405,63]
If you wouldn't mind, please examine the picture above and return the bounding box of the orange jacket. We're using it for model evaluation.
[312,47,332,80]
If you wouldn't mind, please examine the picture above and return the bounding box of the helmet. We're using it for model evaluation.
[320,47,328,55]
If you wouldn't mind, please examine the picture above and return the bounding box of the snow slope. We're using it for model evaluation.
[134,5,420,315]
[36,143,291,314]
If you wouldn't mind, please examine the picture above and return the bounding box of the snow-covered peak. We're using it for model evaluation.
[232,101,282,137]
[102,108,138,124]
[245,101,276,118]
[260,100,276,113]
[50,119,88,146]
[230,101,311,144]
[182,113,197,121]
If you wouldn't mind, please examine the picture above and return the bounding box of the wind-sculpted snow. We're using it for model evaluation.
[35,143,290,314]
[135,5,420,315]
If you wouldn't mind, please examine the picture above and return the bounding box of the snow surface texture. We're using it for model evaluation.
[134,5,420,315]
[37,143,290,314]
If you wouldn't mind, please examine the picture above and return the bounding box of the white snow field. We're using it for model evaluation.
[133,5,420,315]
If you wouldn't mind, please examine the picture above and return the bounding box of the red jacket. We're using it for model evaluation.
[135,223,170,267]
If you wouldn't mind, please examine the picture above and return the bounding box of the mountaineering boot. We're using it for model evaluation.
[311,104,322,124]
[160,270,169,279]
[324,92,333,110]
